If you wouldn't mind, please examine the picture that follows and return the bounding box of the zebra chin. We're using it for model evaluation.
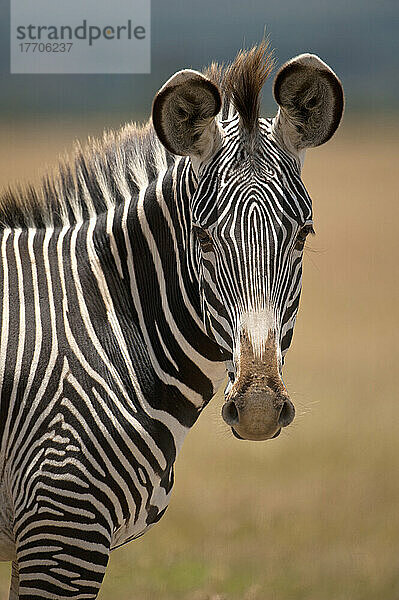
[221,331,295,441]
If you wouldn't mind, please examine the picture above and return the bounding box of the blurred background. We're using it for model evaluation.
[0,1,398,599]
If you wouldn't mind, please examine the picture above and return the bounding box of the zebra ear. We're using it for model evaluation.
[272,54,344,151]
[152,69,222,159]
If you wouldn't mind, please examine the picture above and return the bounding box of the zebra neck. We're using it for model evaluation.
[89,158,226,422]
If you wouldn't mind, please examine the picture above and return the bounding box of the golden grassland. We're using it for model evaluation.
[0,115,398,599]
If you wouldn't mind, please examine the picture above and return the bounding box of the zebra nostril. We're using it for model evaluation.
[278,400,295,427]
[222,400,239,426]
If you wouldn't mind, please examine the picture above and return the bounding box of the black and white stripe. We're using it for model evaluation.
[192,116,312,364]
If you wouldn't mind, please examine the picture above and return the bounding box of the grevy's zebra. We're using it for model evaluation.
[0,43,343,598]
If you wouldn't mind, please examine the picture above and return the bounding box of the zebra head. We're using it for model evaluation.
[152,44,344,441]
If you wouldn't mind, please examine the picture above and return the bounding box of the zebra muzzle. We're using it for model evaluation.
[221,332,295,441]
[222,388,295,441]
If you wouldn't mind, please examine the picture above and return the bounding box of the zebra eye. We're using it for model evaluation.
[294,224,315,251]
[193,226,214,252]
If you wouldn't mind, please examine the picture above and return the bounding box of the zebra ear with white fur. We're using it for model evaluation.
[272,54,344,151]
[152,70,222,160]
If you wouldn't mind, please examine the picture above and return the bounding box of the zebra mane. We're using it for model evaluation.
[204,39,274,138]
[0,121,170,229]
[0,41,273,229]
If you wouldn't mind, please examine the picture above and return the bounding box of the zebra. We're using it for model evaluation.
[0,41,343,598]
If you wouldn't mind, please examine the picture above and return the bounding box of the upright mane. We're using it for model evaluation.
[0,41,274,229]
[0,122,171,230]
[205,39,274,136]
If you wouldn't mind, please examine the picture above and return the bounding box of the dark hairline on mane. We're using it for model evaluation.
[0,41,274,230]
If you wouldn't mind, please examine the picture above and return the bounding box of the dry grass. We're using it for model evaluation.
[0,115,398,599]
